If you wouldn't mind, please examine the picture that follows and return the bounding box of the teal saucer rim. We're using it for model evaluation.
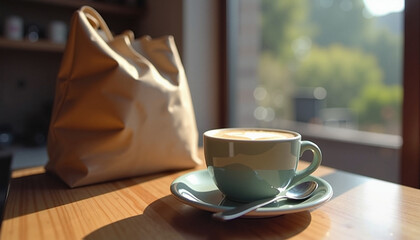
[170,169,333,217]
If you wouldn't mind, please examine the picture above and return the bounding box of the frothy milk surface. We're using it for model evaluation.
[212,130,295,140]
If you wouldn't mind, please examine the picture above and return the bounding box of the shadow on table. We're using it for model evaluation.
[320,170,370,200]
[4,170,179,220]
[85,195,314,240]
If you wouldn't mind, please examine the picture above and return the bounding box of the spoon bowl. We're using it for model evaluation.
[213,180,318,221]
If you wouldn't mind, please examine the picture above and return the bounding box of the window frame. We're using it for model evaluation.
[401,0,420,188]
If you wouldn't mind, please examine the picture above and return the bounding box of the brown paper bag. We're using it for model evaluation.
[46,6,201,187]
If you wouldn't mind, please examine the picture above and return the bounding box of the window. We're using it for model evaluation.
[226,0,405,183]
[229,0,403,134]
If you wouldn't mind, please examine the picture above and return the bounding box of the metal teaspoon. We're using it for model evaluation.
[213,180,318,221]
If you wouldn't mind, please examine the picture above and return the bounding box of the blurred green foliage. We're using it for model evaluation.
[259,0,402,134]
[261,1,307,60]
[351,83,402,132]
[295,45,382,108]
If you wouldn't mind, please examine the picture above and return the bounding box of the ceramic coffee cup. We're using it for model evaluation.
[204,128,322,202]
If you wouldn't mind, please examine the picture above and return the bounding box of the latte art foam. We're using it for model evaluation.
[213,130,295,140]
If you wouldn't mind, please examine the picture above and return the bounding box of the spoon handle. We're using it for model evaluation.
[212,194,286,221]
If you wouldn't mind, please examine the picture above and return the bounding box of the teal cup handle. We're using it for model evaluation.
[290,140,322,186]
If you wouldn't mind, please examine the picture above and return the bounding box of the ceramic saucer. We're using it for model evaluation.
[170,169,333,218]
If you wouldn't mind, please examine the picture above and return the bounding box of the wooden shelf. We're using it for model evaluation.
[0,38,65,52]
[0,1,143,53]
[17,0,142,16]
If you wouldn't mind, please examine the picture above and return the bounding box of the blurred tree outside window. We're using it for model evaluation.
[231,0,403,135]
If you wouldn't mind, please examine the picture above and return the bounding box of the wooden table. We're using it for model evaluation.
[1,149,420,239]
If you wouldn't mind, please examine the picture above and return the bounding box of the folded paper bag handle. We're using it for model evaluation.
[81,6,113,41]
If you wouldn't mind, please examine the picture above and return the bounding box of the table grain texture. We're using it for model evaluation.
[1,149,420,239]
